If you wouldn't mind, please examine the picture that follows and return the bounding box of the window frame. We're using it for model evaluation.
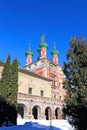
[28,87,32,94]
[40,90,44,97]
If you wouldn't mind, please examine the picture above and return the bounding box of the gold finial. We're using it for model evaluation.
[54,41,56,50]
[40,34,45,43]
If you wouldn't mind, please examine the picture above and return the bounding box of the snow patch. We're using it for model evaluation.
[0,119,74,130]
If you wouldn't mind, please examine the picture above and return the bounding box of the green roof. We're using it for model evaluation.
[37,42,48,52]
[37,47,41,52]
[51,50,59,55]
[26,50,34,56]
[39,42,48,48]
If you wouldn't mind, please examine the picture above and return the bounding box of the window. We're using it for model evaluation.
[28,88,32,94]
[59,82,62,88]
[54,81,57,86]
[54,94,56,98]
[60,96,61,100]
[40,90,44,96]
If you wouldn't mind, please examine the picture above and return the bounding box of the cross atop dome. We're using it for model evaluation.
[54,41,56,50]
[40,34,45,43]
[28,42,31,50]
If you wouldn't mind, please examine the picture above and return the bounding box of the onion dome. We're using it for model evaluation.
[51,41,59,55]
[39,42,48,48]
[37,42,48,52]
[25,50,34,56]
[37,46,41,53]
[51,49,59,55]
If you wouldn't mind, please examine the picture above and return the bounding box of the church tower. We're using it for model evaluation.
[51,42,59,64]
[37,35,48,59]
[25,45,34,65]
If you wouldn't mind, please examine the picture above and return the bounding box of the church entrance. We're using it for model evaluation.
[32,105,40,119]
[45,107,52,120]
[17,104,24,119]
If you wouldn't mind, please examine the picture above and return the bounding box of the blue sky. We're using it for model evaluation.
[0,0,87,67]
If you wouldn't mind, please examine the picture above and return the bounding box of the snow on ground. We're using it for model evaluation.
[0,118,74,130]
[17,118,74,130]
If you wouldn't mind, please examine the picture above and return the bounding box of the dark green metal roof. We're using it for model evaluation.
[39,42,48,48]
[26,50,34,56]
[51,50,59,55]
[37,47,41,52]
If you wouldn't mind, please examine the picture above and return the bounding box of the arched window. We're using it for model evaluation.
[45,107,52,120]
[32,105,41,119]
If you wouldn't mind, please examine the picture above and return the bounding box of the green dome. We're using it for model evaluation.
[37,42,48,53]
[26,50,34,56]
[51,50,59,55]
[37,47,41,52]
[39,42,48,48]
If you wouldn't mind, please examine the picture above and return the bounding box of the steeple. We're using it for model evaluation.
[51,41,59,64]
[25,42,34,65]
[37,35,48,59]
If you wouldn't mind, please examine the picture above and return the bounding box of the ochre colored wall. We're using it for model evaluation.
[18,71,52,97]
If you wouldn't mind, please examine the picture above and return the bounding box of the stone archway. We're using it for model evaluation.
[17,104,25,119]
[55,107,60,119]
[32,105,41,119]
[45,107,52,120]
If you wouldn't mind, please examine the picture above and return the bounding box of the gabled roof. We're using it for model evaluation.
[19,68,52,81]
[0,62,52,82]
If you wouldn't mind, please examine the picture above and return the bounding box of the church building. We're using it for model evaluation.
[0,35,66,120]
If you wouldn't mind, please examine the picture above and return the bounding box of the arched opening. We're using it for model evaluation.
[55,108,60,119]
[17,104,25,119]
[32,106,40,119]
[45,107,51,120]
